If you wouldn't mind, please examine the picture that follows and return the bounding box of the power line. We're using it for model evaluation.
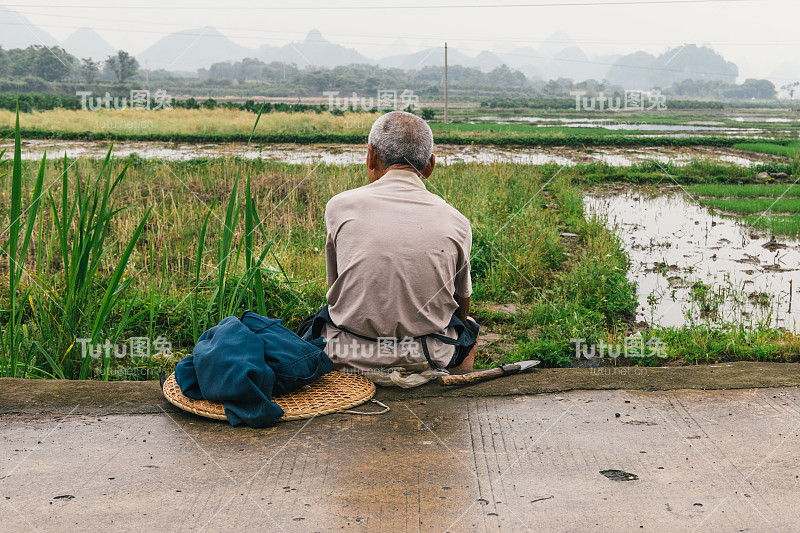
[0,19,791,80]
[0,15,793,80]
[8,9,796,48]
[0,0,764,10]
[1,19,795,59]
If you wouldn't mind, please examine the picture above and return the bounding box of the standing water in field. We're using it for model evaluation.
[0,139,769,167]
[585,189,800,331]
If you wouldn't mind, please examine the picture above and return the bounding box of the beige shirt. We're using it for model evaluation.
[323,169,472,371]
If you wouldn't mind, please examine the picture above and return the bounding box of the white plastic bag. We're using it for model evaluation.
[361,363,450,388]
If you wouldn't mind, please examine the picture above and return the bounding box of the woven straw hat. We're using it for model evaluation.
[163,371,376,422]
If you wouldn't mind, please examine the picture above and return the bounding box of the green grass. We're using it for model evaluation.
[2,109,152,379]
[432,122,628,136]
[1,128,648,375]
[689,182,800,237]
[572,159,796,185]
[687,183,800,197]
[653,324,800,363]
[3,116,800,377]
[3,126,793,149]
[699,197,800,214]
[741,215,800,236]
[734,141,800,157]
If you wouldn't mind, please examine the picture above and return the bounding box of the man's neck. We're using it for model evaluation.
[370,165,419,183]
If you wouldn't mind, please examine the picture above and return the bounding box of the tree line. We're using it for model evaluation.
[0,46,140,83]
[0,45,792,103]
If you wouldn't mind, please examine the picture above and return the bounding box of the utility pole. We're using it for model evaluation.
[444,42,448,124]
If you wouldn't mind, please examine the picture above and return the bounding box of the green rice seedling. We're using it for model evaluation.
[699,197,800,214]
[687,183,800,198]
[741,215,800,236]
[43,151,151,380]
[734,142,800,158]
[1,107,151,379]
[654,323,800,363]
[2,110,45,377]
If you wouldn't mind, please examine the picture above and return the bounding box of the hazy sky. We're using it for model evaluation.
[6,0,800,79]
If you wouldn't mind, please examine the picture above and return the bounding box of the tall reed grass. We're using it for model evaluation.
[1,109,153,378]
[0,107,325,378]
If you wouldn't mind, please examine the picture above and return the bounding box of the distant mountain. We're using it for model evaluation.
[648,44,738,88]
[473,51,505,71]
[537,31,578,59]
[257,30,373,68]
[137,27,251,71]
[379,47,444,69]
[547,46,591,81]
[502,47,546,79]
[62,28,116,61]
[0,6,59,49]
[502,44,617,83]
[606,45,737,90]
[606,51,659,89]
[588,54,622,82]
[378,47,504,72]
[0,7,754,89]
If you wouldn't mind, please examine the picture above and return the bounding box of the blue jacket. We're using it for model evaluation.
[175,311,332,428]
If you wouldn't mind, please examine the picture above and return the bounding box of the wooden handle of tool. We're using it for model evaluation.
[437,367,505,386]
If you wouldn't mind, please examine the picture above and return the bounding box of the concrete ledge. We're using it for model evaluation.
[0,379,176,416]
[380,361,800,400]
[2,361,800,416]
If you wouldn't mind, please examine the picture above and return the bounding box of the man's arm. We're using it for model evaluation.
[324,206,338,286]
[455,294,470,323]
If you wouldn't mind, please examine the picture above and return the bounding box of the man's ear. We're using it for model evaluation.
[420,153,436,179]
[367,144,379,171]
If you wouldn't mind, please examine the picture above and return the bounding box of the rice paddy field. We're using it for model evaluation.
[2,106,800,380]
[2,107,800,145]
[690,183,800,234]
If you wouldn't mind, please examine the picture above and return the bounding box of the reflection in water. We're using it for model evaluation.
[585,190,800,331]
[1,140,767,168]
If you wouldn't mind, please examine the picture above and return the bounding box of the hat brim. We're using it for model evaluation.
[163,370,376,422]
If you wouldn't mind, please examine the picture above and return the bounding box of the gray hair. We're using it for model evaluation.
[367,111,433,172]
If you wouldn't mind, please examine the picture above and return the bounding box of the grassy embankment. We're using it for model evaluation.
[1,108,796,146]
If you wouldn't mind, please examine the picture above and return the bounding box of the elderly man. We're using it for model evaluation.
[301,111,479,374]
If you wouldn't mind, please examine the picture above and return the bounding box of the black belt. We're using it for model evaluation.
[306,305,478,369]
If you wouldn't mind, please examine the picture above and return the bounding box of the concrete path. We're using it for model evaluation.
[1,363,799,532]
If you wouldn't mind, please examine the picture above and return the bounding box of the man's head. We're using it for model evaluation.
[367,111,435,183]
